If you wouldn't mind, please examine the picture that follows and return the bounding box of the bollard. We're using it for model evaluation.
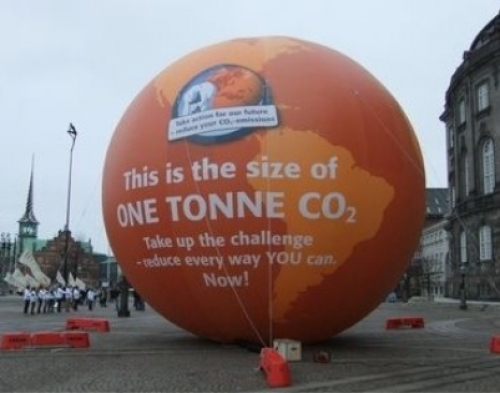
[260,348,292,388]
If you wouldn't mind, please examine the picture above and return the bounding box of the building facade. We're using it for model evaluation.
[401,188,450,300]
[2,164,105,290]
[420,188,451,299]
[34,230,101,289]
[440,11,500,301]
[420,220,450,299]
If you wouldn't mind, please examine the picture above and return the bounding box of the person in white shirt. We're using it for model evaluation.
[29,288,38,315]
[37,288,47,314]
[86,288,96,311]
[44,289,54,313]
[23,287,31,314]
[72,287,81,311]
[55,286,64,313]
[64,287,73,312]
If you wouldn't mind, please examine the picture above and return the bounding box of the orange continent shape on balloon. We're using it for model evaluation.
[248,127,394,322]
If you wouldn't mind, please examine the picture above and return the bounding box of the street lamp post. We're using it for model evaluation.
[459,263,467,310]
[62,123,77,284]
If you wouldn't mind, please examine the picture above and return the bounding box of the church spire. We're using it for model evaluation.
[18,156,39,238]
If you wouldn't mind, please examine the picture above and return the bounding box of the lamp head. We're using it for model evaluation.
[67,123,77,138]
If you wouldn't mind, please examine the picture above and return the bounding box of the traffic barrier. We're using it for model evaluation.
[260,348,292,388]
[386,316,425,329]
[64,331,90,348]
[31,331,90,349]
[490,335,500,353]
[0,332,31,350]
[1,331,90,350]
[66,317,110,332]
[30,332,67,347]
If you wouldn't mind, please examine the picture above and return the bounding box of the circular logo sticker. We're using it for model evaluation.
[169,64,278,144]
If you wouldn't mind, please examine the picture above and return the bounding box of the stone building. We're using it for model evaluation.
[419,188,451,299]
[33,230,100,289]
[7,163,102,289]
[440,10,500,301]
[401,188,450,300]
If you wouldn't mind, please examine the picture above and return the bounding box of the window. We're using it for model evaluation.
[477,82,489,112]
[482,139,495,194]
[458,98,466,125]
[479,225,492,261]
[448,125,454,148]
[460,230,467,263]
[479,283,492,297]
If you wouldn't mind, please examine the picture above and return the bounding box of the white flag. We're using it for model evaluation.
[18,250,51,287]
[3,272,16,287]
[75,277,86,290]
[68,272,76,287]
[18,250,37,269]
[12,268,28,288]
[24,273,40,289]
[4,273,25,292]
[56,271,66,286]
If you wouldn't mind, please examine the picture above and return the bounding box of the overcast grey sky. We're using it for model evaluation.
[1,1,498,254]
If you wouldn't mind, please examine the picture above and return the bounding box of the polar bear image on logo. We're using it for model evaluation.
[178,81,216,116]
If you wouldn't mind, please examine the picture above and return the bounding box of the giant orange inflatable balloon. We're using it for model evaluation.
[102,37,425,344]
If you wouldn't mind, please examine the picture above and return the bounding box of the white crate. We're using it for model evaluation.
[273,339,302,361]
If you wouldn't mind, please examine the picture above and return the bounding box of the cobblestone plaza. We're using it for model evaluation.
[2,296,500,392]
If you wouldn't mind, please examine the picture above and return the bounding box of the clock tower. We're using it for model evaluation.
[18,161,39,248]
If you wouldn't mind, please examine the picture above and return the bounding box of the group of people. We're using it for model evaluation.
[22,285,108,315]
